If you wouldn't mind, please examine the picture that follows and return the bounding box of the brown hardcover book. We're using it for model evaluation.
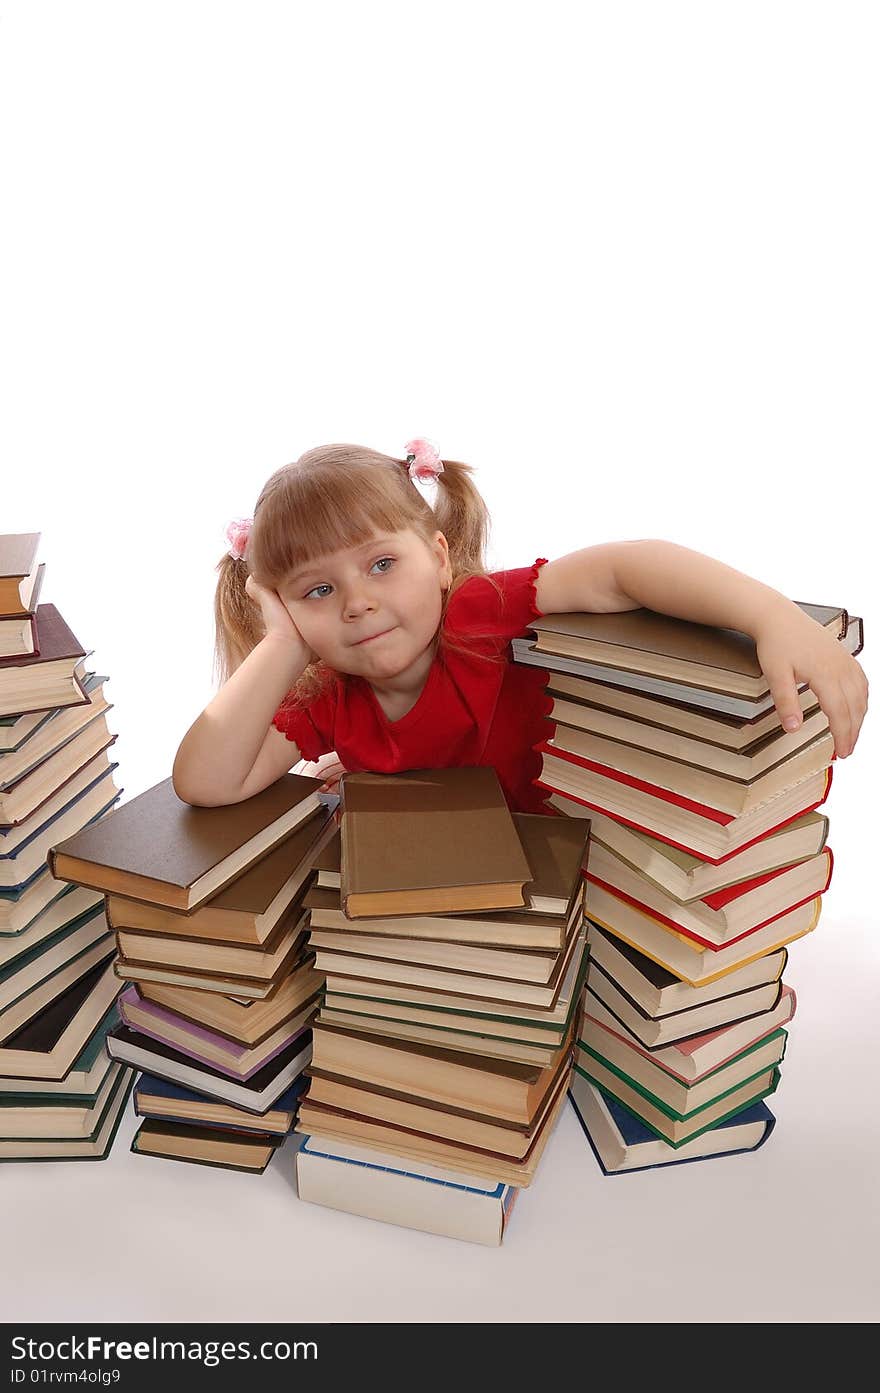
[0,534,42,617]
[131,1118,281,1173]
[138,969,323,1048]
[339,766,533,918]
[308,1010,578,1124]
[0,564,45,658]
[0,959,120,1080]
[0,657,91,754]
[114,904,310,978]
[296,1067,572,1187]
[49,773,327,911]
[0,604,91,718]
[105,805,337,945]
[114,937,315,1001]
[528,602,848,699]
[318,812,590,918]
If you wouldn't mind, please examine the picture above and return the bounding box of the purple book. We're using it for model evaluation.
[118,984,310,1081]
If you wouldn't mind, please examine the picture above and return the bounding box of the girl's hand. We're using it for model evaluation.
[245,574,315,662]
[756,605,868,758]
[301,750,348,794]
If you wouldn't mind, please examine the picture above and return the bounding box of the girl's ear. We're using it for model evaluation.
[434,529,452,588]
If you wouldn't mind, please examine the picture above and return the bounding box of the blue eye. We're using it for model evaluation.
[303,557,393,600]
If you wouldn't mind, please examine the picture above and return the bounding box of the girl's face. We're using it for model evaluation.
[279,527,452,681]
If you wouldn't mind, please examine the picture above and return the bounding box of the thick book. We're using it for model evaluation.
[586,841,833,949]
[0,564,45,658]
[133,1071,307,1136]
[576,1024,788,1117]
[573,1056,781,1148]
[544,667,826,752]
[584,984,797,1082]
[105,1022,312,1113]
[105,805,337,945]
[118,982,318,1080]
[49,772,327,911]
[113,902,311,979]
[538,756,833,864]
[0,1004,118,1100]
[318,812,590,921]
[0,960,120,1080]
[585,888,820,986]
[577,806,829,903]
[0,534,42,618]
[513,613,864,720]
[524,602,851,699]
[130,1118,282,1173]
[546,721,834,818]
[296,1068,571,1188]
[0,657,91,754]
[0,902,112,1016]
[587,925,787,1018]
[568,1070,776,1175]
[0,937,116,1044]
[0,605,91,719]
[338,766,533,918]
[112,938,315,1001]
[308,1013,577,1126]
[0,883,105,970]
[296,1133,519,1245]
[0,1065,134,1162]
[0,1060,127,1140]
[136,964,324,1049]
[588,957,785,1049]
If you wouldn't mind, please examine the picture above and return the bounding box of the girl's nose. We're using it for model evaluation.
[343,590,375,620]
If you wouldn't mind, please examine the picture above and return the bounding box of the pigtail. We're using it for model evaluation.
[427,456,491,577]
[212,553,265,688]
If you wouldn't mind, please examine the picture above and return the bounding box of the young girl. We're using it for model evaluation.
[171,439,867,811]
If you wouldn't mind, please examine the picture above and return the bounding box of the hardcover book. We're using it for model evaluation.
[49,772,327,911]
[296,1133,519,1245]
[568,1070,776,1175]
[133,1071,307,1136]
[131,1118,282,1173]
[0,604,91,719]
[0,960,121,1080]
[339,766,533,918]
[0,534,42,618]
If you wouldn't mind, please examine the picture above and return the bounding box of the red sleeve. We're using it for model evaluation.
[271,687,336,762]
[445,558,549,646]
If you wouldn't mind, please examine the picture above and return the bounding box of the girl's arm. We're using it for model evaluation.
[534,539,868,758]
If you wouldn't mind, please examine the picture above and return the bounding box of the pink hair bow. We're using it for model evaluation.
[225,517,253,561]
[404,437,444,484]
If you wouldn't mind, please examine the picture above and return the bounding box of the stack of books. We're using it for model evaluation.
[293,765,592,1244]
[48,771,338,1173]
[511,600,864,1174]
[0,531,132,1161]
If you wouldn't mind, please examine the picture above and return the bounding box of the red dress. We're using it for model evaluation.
[271,558,557,814]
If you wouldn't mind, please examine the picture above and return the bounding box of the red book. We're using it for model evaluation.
[536,742,834,864]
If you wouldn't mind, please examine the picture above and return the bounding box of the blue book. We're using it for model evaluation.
[133,1071,308,1136]
[568,1069,776,1175]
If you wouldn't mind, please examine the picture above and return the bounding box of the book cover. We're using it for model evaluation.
[339,766,533,918]
[49,772,326,911]
[568,1070,776,1175]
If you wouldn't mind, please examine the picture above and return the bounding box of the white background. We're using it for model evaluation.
[2,1,878,1323]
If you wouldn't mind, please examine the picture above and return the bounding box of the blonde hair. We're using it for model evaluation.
[213,443,504,707]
